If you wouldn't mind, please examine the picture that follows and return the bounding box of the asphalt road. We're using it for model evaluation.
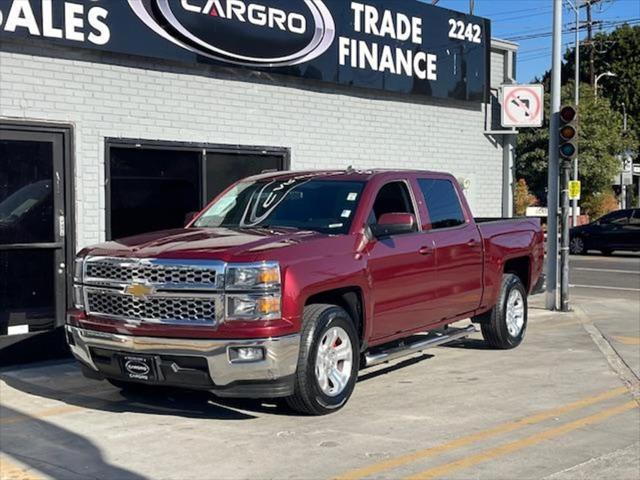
[0,255,638,480]
[569,252,640,301]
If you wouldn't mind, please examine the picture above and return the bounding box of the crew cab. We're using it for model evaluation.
[67,170,544,415]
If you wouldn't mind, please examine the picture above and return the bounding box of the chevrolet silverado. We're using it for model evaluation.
[67,169,544,415]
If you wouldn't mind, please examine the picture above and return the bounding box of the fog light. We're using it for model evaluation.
[229,346,265,363]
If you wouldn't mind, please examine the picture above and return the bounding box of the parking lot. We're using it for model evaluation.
[1,254,639,480]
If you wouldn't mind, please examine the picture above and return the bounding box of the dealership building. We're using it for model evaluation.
[0,0,517,345]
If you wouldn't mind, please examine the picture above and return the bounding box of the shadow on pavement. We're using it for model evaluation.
[442,338,495,350]
[0,363,285,420]
[358,353,434,382]
[0,405,147,480]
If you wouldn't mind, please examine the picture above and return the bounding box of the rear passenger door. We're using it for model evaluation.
[415,177,483,322]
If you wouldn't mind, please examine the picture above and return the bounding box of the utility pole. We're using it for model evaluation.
[586,1,595,84]
[547,0,563,311]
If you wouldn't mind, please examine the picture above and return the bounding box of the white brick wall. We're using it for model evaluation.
[0,42,512,250]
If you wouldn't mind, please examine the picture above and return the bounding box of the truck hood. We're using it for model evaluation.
[82,227,328,261]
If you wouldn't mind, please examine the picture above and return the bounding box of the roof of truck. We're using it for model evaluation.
[244,168,450,183]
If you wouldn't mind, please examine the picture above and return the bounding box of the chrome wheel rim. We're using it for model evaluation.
[315,326,353,397]
[506,289,525,337]
[570,237,584,254]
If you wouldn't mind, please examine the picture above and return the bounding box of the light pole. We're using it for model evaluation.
[565,0,580,227]
[594,71,616,98]
[546,0,563,311]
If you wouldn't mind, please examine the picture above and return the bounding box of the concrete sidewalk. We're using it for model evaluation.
[1,298,638,480]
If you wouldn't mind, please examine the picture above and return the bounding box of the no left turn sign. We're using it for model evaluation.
[501,84,544,128]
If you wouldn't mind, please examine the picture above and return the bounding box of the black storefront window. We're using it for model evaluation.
[109,148,201,239]
[106,141,289,240]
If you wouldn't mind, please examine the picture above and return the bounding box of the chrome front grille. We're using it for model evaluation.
[86,288,217,325]
[84,258,223,289]
[80,257,225,327]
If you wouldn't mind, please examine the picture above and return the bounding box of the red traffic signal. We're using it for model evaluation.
[560,106,577,123]
[559,105,578,160]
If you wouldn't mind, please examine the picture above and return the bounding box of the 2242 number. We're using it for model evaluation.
[448,19,482,44]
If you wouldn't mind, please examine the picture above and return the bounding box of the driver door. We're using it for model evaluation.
[366,180,437,340]
[593,210,630,249]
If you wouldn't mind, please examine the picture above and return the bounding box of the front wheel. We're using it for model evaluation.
[570,236,586,255]
[477,274,528,350]
[286,304,359,415]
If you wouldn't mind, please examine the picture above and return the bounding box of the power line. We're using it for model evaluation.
[504,18,639,41]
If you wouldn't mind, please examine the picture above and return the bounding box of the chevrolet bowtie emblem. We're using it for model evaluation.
[124,283,155,299]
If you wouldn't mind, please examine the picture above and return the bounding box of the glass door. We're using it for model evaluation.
[0,129,66,336]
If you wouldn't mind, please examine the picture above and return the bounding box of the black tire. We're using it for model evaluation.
[286,304,359,415]
[569,236,586,255]
[477,274,528,350]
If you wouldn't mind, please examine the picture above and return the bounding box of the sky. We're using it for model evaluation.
[424,0,639,82]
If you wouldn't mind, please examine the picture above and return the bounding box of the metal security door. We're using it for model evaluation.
[0,129,66,337]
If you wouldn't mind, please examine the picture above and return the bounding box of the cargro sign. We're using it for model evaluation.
[0,0,491,101]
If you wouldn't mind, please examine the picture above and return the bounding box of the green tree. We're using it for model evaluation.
[563,24,640,147]
[515,82,634,212]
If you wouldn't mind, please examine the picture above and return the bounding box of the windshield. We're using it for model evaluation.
[194,178,365,234]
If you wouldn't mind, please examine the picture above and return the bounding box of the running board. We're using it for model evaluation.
[363,325,477,368]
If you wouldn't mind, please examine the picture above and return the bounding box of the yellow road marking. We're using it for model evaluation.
[613,336,640,346]
[334,386,629,480]
[0,456,44,480]
[0,405,85,426]
[405,401,638,480]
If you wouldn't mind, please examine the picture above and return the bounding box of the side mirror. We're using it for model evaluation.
[370,212,417,238]
[184,211,199,227]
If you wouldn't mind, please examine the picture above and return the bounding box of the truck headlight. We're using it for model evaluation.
[225,263,280,290]
[226,294,281,321]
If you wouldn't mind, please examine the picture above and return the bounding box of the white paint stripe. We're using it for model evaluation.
[570,284,640,292]
[574,267,640,275]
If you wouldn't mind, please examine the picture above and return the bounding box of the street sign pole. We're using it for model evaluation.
[546,0,563,311]
[560,162,571,312]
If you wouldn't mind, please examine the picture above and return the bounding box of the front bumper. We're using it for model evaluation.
[66,326,300,398]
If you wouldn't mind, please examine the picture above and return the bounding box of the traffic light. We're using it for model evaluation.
[559,105,578,161]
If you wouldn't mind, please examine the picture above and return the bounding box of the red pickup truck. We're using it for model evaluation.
[67,170,544,415]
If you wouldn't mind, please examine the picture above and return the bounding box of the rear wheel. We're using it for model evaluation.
[570,236,586,255]
[286,304,359,415]
[477,274,528,349]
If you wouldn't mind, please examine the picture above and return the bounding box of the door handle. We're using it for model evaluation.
[467,239,478,247]
[418,246,433,256]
